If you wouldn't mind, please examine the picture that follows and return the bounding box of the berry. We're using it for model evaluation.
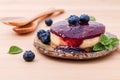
[45,18,53,26]
[80,14,90,23]
[37,29,50,44]
[23,50,35,62]
[37,29,46,38]
[68,15,80,25]
[40,32,50,44]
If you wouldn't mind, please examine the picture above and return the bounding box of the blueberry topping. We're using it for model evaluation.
[80,14,90,23]
[68,15,80,25]
[37,29,50,44]
[40,32,50,44]
[23,50,35,62]
[37,29,46,38]
[45,18,53,26]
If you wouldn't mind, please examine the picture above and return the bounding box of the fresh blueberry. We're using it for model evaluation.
[37,29,50,44]
[40,32,50,44]
[23,50,35,62]
[45,18,53,26]
[68,15,80,25]
[37,29,46,39]
[80,14,90,23]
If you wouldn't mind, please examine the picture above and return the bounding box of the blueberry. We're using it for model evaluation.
[37,29,46,39]
[68,15,80,25]
[40,32,50,44]
[80,14,90,23]
[45,18,53,26]
[23,50,35,62]
[37,29,50,44]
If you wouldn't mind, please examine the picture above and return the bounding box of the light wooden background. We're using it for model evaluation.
[0,0,120,80]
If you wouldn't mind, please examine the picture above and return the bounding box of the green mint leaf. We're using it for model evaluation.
[90,16,96,21]
[100,34,109,45]
[8,45,23,54]
[101,38,113,46]
[93,33,119,51]
[110,38,119,46]
[105,44,113,51]
[100,34,108,41]
[101,40,109,45]
[93,43,105,51]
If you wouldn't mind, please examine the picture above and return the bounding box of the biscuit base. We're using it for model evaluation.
[33,37,118,60]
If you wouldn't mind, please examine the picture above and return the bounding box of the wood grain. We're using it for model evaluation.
[0,0,120,80]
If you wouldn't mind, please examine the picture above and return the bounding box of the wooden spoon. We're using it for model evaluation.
[1,9,64,27]
[12,9,64,34]
[13,15,50,34]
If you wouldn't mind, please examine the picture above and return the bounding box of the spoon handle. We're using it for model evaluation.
[27,9,64,25]
[0,9,64,27]
[12,9,63,34]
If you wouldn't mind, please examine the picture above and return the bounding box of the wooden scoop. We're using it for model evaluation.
[1,9,64,27]
[1,9,64,34]
[13,15,50,34]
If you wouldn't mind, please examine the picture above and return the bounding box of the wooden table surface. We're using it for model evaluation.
[1,0,120,80]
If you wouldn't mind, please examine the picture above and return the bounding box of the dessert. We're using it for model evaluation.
[34,14,119,60]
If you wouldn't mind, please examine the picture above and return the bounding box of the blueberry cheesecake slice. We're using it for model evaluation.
[34,14,119,60]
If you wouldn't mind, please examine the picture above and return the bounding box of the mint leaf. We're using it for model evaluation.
[101,40,109,45]
[110,38,119,46]
[90,16,96,21]
[8,45,23,54]
[100,34,108,42]
[101,38,113,46]
[105,44,113,51]
[93,43,105,51]
[100,34,109,45]
[93,34,119,51]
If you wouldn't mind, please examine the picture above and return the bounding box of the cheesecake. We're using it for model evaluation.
[50,21,105,49]
[34,14,119,60]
